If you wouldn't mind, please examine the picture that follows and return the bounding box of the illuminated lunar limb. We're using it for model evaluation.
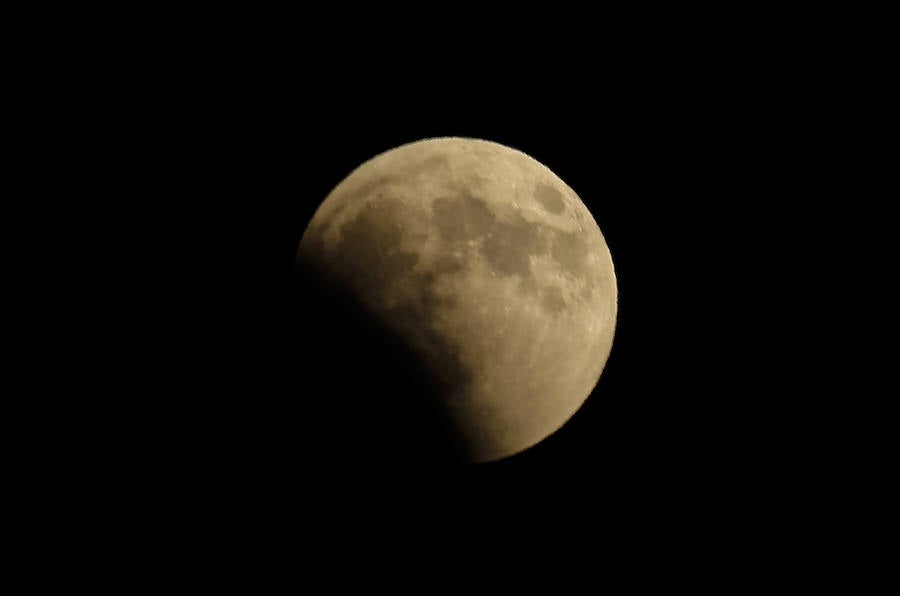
[298,137,617,463]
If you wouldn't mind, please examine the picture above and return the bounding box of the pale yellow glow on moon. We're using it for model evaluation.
[298,137,617,462]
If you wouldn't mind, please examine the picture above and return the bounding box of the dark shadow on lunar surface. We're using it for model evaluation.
[289,253,472,474]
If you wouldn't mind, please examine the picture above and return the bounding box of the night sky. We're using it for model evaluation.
[198,72,767,488]
[31,7,859,584]
[124,21,817,549]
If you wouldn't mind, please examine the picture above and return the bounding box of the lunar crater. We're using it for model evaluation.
[298,137,617,464]
[534,182,567,214]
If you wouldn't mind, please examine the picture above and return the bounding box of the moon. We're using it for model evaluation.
[297,137,617,463]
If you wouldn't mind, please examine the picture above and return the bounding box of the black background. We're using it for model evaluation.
[23,7,875,584]
[88,15,839,560]
[169,61,775,504]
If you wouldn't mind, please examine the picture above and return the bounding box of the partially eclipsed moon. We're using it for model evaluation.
[298,137,617,463]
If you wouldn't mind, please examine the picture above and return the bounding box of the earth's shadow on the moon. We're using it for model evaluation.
[289,256,473,475]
